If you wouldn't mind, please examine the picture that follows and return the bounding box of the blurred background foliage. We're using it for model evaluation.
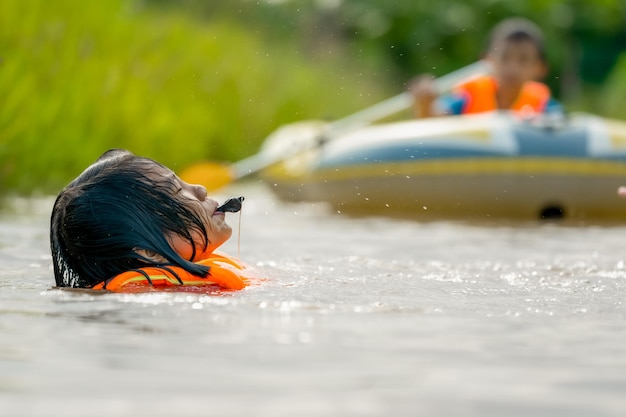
[1,0,625,194]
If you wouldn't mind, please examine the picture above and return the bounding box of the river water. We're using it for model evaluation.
[1,183,625,417]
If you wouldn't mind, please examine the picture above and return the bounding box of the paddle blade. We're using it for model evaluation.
[178,162,235,191]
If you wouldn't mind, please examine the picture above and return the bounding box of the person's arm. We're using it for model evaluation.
[408,75,445,118]
[409,75,466,118]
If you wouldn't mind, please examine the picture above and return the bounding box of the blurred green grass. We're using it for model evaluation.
[0,0,390,194]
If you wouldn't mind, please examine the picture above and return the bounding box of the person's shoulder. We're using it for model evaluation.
[526,81,561,112]
[523,80,553,101]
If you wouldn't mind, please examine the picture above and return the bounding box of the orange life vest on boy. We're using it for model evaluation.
[92,252,257,293]
[455,75,551,114]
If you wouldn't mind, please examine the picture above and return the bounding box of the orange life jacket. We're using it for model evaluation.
[92,252,257,293]
[456,75,551,114]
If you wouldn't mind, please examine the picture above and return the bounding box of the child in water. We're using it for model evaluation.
[410,17,561,118]
[50,149,255,292]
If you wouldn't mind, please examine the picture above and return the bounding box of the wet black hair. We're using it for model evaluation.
[50,149,210,288]
[485,17,546,62]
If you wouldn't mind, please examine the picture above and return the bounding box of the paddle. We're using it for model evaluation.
[179,60,491,191]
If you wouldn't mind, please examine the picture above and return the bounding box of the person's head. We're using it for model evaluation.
[50,149,232,288]
[484,18,548,90]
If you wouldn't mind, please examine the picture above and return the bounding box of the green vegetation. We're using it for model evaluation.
[0,0,389,193]
[2,0,625,194]
[163,0,626,101]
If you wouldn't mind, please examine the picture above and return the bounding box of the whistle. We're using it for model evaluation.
[216,196,245,213]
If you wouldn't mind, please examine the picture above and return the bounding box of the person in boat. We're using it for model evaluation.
[50,149,255,293]
[409,17,561,118]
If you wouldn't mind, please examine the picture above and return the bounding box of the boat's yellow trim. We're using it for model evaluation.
[605,119,626,148]
[266,158,626,183]
[317,158,626,180]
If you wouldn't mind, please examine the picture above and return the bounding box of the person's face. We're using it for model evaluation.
[151,164,233,260]
[487,39,547,89]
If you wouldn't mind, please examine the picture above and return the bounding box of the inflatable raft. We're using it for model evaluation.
[260,111,626,221]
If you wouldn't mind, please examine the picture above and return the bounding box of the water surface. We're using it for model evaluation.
[1,184,625,416]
